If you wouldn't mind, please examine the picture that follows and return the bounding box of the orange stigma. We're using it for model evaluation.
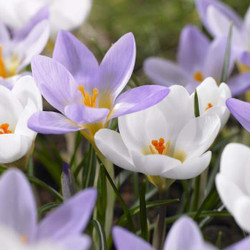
[205,102,213,111]
[150,138,170,155]
[78,85,99,108]
[0,45,6,78]
[193,71,203,82]
[20,235,27,244]
[0,123,12,134]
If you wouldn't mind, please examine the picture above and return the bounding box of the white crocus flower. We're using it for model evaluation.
[192,77,231,128]
[216,143,250,233]
[0,0,92,36]
[95,85,221,180]
[0,75,42,164]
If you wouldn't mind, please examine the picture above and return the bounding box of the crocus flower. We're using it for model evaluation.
[0,168,96,249]
[216,143,250,233]
[0,0,92,36]
[0,75,42,164]
[143,25,247,96]
[226,98,250,132]
[28,32,169,139]
[113,216,250,250]
[0,7,50,88]
[95,84,221,180]
[196,0,250,71]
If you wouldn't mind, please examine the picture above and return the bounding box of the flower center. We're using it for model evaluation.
[78,85,99,108]
[0,123,12,134]
[0,45,6,78]
[193,71,204,82]
[205,102,213,111]
[149,138,170,155]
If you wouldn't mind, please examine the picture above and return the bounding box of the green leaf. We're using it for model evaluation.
[139,179,148,241]
[194,89,200,117]
[92,219,107,250]
[38,202,59,215]
[220,22,233,83]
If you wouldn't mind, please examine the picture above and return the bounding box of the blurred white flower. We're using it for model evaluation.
[216,143,250,232]
[95,84,221,180]
[0,0,92,36]
[0,75,42,164]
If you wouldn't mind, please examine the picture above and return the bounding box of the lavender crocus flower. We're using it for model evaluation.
[113,216,250,250]
[196,0,250,69]
[144,25,249,96]
[0,6,50,89]
[0,168,96,250]
[28,31,169,138]
[226,98,250,132]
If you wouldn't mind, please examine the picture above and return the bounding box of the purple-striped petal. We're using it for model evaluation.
[28,111,81,134]
[53,30,99,87]
[177,25,209,73]
[196,0,243,34]
[13,6,49,41]
[97,33,136,98]
[227,73,250,96]
[36,188,97,241]
[226,98,250,132]
[0,169,37,241]
[64,103,109,124]
[113,226,154,250]
[144,57,193,87]
[109,85,169,120]
[31,55,79,113]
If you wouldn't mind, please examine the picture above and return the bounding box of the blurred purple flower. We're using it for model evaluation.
[144,25,249,96]
[0,6,50,89]
[0,168,96,250]
[226,98,250,132]
[28,31,169,137]
[113,216,250,250]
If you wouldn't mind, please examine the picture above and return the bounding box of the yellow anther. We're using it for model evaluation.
[78,85,99,107]
[0,45,6,78]
[193,71,203,82]
[205,102,213,111]
[0,123,12,134]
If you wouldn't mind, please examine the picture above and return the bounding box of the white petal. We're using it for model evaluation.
[0,134,32,164]
[94,129,135,172]
[162,151,211,180]
[244,6,250,36]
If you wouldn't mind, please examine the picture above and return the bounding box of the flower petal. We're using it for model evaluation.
[174,115,220,159]
[113,226,154,250]
[64,104,109,125]
[0,169,37,240]
[53,30,99,87]
[94,129,135,172]
[98,33,136,98]
[238,51,250,67]
[59,235,91,250]
[28,111,81,134]
[37,188,97,240]
[110,85,169,120]
[226,98,250,132]
[162,151,211,180]
[0,23,10,43]
[225,235,250,250]
[143,57,192,87]
[31,55,79,113]
[177,25,209,73]
[163,216,215,250]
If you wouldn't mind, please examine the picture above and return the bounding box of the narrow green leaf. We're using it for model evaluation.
[221,22,233,83]
[139,179,148,241]
[38,202,59,215]
[92,219,107,250]
[194,89,200,117]
[70,132,82,166]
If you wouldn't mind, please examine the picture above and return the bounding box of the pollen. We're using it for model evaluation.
[205,102,213,111]
[0,45,6,78]
[0,123,12,134]
[150,138,170,155]
[193,71,203,82]
[78,85,99,108]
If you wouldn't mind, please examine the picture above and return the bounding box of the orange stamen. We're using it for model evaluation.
[151,138,170,155]
[0,123,12,134]
[0,46,6,78]
[205,102,213,111]
[20,235,27,244]
[193,71,203,82]
[78,85,99,107]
